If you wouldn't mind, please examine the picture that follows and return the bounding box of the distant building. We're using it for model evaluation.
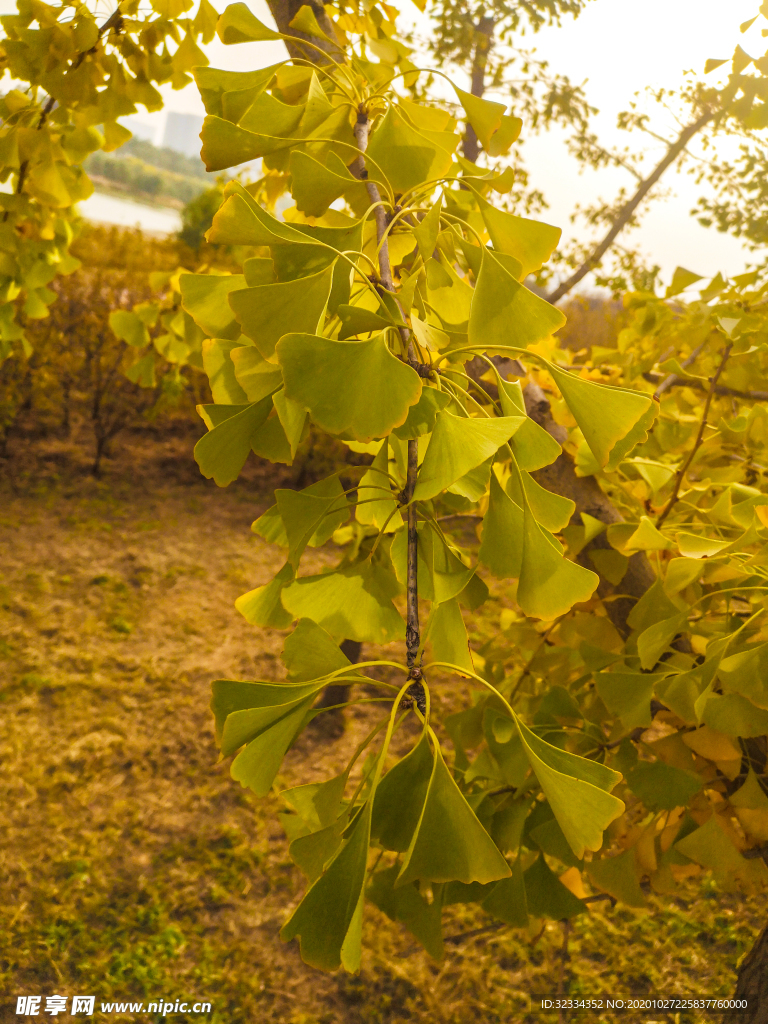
[123,117,157,144]
[162,112,204,159]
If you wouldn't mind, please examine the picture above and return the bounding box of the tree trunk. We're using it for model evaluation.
[462,15,495,164]
[264,0,343,64]
[733,923,768,1024]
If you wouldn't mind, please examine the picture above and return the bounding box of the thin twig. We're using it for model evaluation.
[643,371,768,403]
[656,342,733,527]
[743,843,768,860]
[653,338,709,399]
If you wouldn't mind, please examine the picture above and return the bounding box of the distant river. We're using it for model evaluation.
[78,191,181,235]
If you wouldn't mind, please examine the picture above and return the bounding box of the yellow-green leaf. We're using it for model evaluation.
[277,332,422,442]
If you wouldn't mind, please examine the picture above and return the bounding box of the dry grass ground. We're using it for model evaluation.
[0,432,764,1024]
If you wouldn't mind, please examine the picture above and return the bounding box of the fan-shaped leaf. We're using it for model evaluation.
[194,397,272,486]
[229,266,334,358]
[413,411,524,502]
[516,501,598,620]
[397,737,512,886]
[368,867,444,960]
[480,200,561,280]
[231,698,314,796]
[516,716,624,858]
[468,250,565,351]
[277,332,422,441]
[497,377,561,470]
[281,801,372,971]
[548,365,657,471]
[282,562,404,643]
[371,730,434,852]
[217,3,281,44]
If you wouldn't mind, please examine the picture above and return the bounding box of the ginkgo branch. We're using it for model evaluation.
[656,342,733,526]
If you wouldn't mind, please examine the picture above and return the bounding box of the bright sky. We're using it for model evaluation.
[4,0,766,287]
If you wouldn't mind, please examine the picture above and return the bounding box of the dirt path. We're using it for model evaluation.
[1,449,764,1024]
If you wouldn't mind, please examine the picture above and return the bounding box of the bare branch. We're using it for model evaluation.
[656,342,733,527]
[547,108,716,304]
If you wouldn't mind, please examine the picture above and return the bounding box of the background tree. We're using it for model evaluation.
[0,0,219,361]
[421,1,768,299]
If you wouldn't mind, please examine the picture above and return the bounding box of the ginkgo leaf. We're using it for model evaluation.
[481,856,528,927]
[480,200,561,280]
[675,813,766,886]
[202,340,248,404]
[702,693,768,738]
[428,598,473,673]
[637,612,689,671]
[391,526,474,604]
[250,412,293,465]
[397,736,512,886]
[281,800,372,971]
[497,377,561,470]
[548,365,657,472]
[289,150,366,217]
[486,114,523,157]
[595,671,657,729]
[275,483,349,568]
[217,3,281,44]
[356,440,403,531]
[208,187,309,247]
[371,729,434,853]
[180,274,245,339]
[109,310,150,349]
[235,562,294,628]
[193,65,279,118]
[273,387,307,458]
[284,771,350,836]
[665,266,704,298]
[507,470,575,533]
[337,304,395,340]
[282,617,352,683]
[627,761,702,811]
[586,850,646,908]
[218,683,315,757]
[453,87,521,156]
[231,698,314,796]
[413,411,524,502]
[516,501,598,620]
[425,255,474,326]
[468,250,566,351]
[523,854,585,919]
[229,346,283,403]
[392,386,451,440]
[277,333,422,441]
[210,677,321,749]
[516,716,624,858]
[366,106,456,194]
[413,197,443,263]
[479,472,524,579]
[624,516,674,553]
[367,867,444,961]
[281,562,404,643]
[253,475,347,550]
[289,819,345,882]
[229,266,335,358]
[194,398,272,486]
